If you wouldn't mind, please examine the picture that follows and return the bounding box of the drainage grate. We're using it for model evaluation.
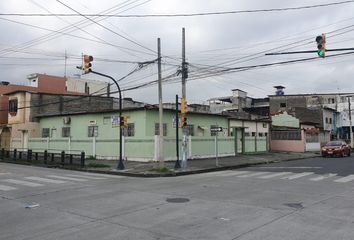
[166,198,190,203]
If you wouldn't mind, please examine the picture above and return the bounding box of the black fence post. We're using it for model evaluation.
[51,153,54,163]
[80,152,85,167]
[19,151,22,160]
[13,149,17,161]
[61,151,65,165]
[35,152,38,162]
[69,154,73,165]
[27,149,32,162]
[0,148,4,159]
[5,150,9,158]
[44,150,48,164]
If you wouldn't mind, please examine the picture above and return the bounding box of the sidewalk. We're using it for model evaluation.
[84,152,320,177]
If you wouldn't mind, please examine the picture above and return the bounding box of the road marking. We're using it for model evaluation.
[25,177,67,184]
[257,172,293,179]
[0,172,11,175]
[281,172,314,180]
[309,173,337,181]
[46,175,88,182]
[237,172,271,178]
[79,172,124,179]
[0,184,17,191]
[64,174,107,180]
[334,175,354,183]
[3,179,44,187]
[219,171,251,177]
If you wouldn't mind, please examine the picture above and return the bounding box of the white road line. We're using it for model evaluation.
[46,175,88,182]
[309,174,337,181]
[3,179,44,187]
[237,172,271,178]
[64,174,107,180]
[0,185,17,191]
[218,171,251,177]
[282,172,314,180]
[257,172,293,179]
[25,177,67,184]
[334,175,354,183]
[258,167,322,169]
[79,172,124,179]
[0,172,11,175]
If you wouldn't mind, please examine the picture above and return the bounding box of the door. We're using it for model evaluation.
[0,128,11,150]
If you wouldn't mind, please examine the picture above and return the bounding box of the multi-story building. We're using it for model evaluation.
[269,87,354,140]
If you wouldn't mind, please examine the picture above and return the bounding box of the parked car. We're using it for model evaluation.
[321,140,351,157]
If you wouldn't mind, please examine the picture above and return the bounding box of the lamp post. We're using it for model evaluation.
[90,70,125,170]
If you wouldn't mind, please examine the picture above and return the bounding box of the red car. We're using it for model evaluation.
[321,140,351,157]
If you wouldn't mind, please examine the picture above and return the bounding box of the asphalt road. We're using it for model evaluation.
[1,155,354,240]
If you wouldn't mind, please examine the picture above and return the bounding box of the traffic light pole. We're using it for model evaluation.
[90,70,125,170]
[265,48,354,56]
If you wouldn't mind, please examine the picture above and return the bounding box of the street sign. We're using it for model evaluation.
[111,116,120,128]
[210,126,223,132]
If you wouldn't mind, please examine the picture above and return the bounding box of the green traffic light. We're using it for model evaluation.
[318,49,324,57]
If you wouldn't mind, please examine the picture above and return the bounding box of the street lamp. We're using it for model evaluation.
[90,70,125,170]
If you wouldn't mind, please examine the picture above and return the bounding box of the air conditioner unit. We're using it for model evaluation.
[63,117,71,124]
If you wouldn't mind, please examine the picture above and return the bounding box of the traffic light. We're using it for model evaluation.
[315,34,326,58]
[83,54,93,74]
[179,115,187,128]
[120,116,128,128]
[180,98,187,114]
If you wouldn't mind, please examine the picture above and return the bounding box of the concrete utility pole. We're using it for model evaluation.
[347,96,353,148]
[157,38,164,167]
[181,28,188,169]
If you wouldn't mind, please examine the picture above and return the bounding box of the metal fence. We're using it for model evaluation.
[271,130,302,140]
[0,148,85,167]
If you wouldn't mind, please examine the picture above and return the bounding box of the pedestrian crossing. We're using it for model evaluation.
[0,172,124,192]
[202,170,354,184]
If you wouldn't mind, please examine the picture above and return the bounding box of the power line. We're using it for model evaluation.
[56,0,156,54]
[2,0,353,17]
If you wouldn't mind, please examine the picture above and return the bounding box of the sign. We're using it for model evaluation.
[111,116,120,128]
[210,126,223,132]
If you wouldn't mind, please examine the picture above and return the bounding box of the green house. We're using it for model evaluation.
[29,106,268,161]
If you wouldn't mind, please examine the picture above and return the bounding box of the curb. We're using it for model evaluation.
[76,155,320,178]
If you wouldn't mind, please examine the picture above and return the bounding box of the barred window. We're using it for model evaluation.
[124,123,135,137]
[9,99,18,113]
[42,128,50,138]
[271,130,301,140]
[306,133,319,143]
[88,126,98,137]
[62,127,70,137]
[154,123,167,136]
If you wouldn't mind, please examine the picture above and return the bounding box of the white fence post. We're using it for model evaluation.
[68,137,71,154]
[154,135,158,161]
[92,137,96,157]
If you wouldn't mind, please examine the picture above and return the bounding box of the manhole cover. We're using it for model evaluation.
[284,203,303,209]
[166,198,190,203]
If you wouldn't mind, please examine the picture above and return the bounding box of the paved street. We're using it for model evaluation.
[1,156,354,240]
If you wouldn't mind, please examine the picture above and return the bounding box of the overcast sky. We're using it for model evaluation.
[1,0,354,104]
